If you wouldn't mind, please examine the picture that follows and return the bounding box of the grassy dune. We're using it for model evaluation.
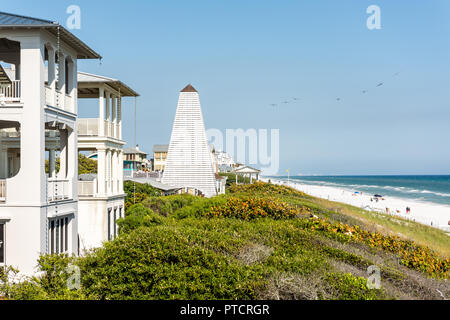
[1,181,448,300]
[312,198,450,258]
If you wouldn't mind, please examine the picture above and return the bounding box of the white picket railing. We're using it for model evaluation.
[78,118,100,136]
[0,80,21,103]
[78,180,97,197]
[48,179,70,202]
[0,180,6,201]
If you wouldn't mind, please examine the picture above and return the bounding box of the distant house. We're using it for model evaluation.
[153,144,168,172]
[215,151,235,173]
[215,173,227,195]
[123,145,149,175]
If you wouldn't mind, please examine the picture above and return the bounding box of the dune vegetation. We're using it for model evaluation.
[1,179,448,300]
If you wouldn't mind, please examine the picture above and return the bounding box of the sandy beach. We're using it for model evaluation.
[261,177,450,232]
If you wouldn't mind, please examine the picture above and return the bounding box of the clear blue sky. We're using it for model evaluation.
[5,0,450,175]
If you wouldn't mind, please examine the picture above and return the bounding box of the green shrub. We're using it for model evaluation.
[78,227,265,300]
[141,194,196,217]
[324,273,386,300]
[118,203,163,234]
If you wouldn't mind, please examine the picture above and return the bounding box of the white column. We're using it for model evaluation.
[118,97,122,140]
[98,87,105,136]
[49,148,56,178]
[111,95,117,139]
[67,127,77,199]
[97,148,106,196]
[48,46,56,106]
[118,150,124,193]
[106,149,111,195]
[58,129,68,179]
[57,53,65,110]
[105,91,111,137]
[112,150,117,194]
[112,95,116,123]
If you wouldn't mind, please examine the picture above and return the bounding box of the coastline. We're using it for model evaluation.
[261,177,450,232]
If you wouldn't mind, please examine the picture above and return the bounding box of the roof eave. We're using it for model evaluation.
[0,24,101,60]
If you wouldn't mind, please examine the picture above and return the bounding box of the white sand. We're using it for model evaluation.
[261,177,450,232]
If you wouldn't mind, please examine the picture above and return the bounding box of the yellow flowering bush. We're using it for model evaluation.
[305,218,450,279]
[208,197,310,220]
[229,181,310,198]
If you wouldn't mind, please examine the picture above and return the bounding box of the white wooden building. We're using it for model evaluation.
[162,84,217,198]
[77,72,139,251]
[0,12,101,275]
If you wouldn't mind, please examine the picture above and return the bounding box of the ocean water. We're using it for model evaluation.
[276,175,450,206]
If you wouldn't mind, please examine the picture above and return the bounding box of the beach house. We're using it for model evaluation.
[123,145,149,176]
[0,12,100,274]
[152,144,168,172]
[76,71,139,250]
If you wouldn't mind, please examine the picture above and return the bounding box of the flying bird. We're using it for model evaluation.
[362,90,367,94]
[376,82,383,87]
[269,104,277,107]
[336,98,341,101]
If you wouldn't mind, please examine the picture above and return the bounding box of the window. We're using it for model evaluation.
[107,209,111,241]
[0,223,5,264]
[49,216,71,254]
[113,209,117,239]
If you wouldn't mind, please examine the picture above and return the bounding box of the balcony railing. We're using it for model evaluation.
[78,118,120,139]
[0,81,21,104]
[48,179,70,202]
[78,180,97,197]
[0,180,6,202]
[78,118,99,136]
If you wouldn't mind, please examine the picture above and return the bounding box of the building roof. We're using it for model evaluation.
[153,144,169,153]
[125,177,180,192]
[77,71,139,97]
[0,11,101,59]
[234,165,261,174]
[180,84,197,93]
[123,147,147,155]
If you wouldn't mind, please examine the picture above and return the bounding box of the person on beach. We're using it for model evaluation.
[386,208,390,214]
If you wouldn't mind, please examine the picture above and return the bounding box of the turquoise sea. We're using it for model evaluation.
[276,175,450,206]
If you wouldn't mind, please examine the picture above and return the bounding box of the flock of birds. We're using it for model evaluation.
[268,71,401,107]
